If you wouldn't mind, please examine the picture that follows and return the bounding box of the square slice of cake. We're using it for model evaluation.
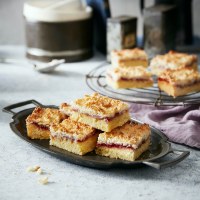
[60,93,130,132]
[149,51,198,76]
[158,68,200,97]
[95,122,150,161]
[111,48,148,68]
[106,66,153,89]
[50,118,98,155]
[26,107,66,139]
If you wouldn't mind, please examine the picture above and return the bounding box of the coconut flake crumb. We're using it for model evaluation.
[36,167,43,175]
[38,176,48,185]
[27,166,40,172]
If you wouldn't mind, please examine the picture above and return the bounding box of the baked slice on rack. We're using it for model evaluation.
[95,121,150,161]
[50,118,98,155]
[60,93,130,132]
[158,68,200,97]
[111,48,148,68]
[106,66,153,89]
[149,51,198,76]
[26,107,66,139]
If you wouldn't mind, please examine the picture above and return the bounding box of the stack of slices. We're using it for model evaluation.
[149,51,200,98]
[108,48,200,98]
[26,93,151,161]
[107,48,153,89]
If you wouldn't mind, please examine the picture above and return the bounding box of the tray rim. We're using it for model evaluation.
[3,100,190,169]
[9,107,170,168]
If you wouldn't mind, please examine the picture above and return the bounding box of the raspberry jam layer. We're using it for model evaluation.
[158,78,169,83]
[107,73,150,82]
[51,132,98,143]
[97,138,148,151]
[120,77,151,82]
[158,78,200,88]
[32,122,49,130]
[96,143,134,150]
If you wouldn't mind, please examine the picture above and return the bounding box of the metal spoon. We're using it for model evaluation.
[31,59,65,73]
[0,58,65,73]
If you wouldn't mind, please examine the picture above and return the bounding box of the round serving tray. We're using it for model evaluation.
[3,100,189,169]
[86,62,200,106]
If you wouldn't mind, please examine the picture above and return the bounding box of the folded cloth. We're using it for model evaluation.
[129,103,200,149]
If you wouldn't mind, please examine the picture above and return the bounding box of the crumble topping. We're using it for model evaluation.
[70,93,129,118]
[150,51,197,70]
[60,103,72,116]
[111,48,148,60]
[106,66,152,81]
[50,118,96,141]
[97,122,150,149]
[60,102,129,121]
[159,68,200,86]
[26,107,66,126]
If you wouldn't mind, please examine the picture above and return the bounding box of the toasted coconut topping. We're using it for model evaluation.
[97,122,150,149]
[70,93,129,118]
[111,48,148,60]
[107,66,152,81]
[150,51,197,70]
[50,118,95,141]
[60,103,72,116]
[26,107,66,126]
[159,68,200,85]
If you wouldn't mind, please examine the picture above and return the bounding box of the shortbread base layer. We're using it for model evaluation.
[150,63,198,76]
[106,77,153,89]
[115,60,148,68]
[158,80,200,97]
[95,138,150,161]
[27,123,50,139]
[69,111,130,132]
[50,134,98,155]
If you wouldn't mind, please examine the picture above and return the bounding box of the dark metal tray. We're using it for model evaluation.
[3,100,190,169]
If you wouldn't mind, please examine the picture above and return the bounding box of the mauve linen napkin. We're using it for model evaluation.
[129,103,200,149]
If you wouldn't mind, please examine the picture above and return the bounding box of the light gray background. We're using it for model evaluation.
[0,2,200,199]
[1,0,200,45]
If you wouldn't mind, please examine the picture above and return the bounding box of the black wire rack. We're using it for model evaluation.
[85,62,200,106]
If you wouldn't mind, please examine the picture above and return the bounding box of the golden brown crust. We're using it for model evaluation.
[50,133,98,155]
[158,69,200,97]
[60,103,70,110]
[70,93,129,118]
[97,122,150,149]
[158,68,200,86]
[111,48,148,60]
[152,51,197,66]
[106,66,152,80]
[106,76,153,89]
[50,118,96,141]
[150,51,198,75]
[26,107,66,127]
[27,123,50,139]
[60,103,72,116]
[95,138,150,161]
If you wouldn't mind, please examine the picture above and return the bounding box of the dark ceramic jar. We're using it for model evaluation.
[23,1,93,62]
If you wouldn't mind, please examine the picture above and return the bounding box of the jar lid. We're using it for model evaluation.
[23,0,92,22]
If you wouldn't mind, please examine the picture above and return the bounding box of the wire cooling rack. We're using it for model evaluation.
[85,62,200,106]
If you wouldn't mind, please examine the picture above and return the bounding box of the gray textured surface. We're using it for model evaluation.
[0,46,200,200]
